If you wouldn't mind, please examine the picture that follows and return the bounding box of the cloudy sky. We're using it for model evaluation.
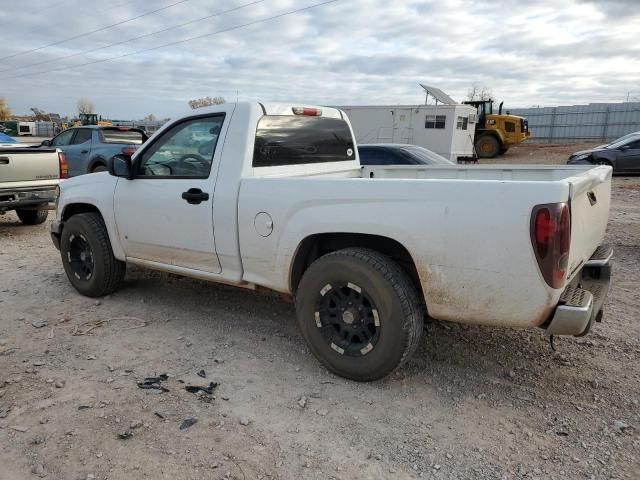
[0,0,638,119]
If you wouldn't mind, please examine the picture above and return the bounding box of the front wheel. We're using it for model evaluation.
[295,248,423,381]
[16,209,48,225]
[60,213,126,297]
[476,135,500,158]
[595,159,614,172]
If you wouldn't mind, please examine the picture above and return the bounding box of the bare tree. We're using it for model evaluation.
[466,84,493,101]
[188,96,225,109]
[143,114,157,122]
[0,98,12,121]
[77,97,95,115]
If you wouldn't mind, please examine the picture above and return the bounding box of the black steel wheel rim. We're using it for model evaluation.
[67,233,94,281]
[314,282,381,357]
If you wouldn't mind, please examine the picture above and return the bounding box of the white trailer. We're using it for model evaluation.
[17,121,36,136]
[339,104,477,162]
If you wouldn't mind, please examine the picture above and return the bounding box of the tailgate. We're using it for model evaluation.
[0,149,59,185]
[566,165,611,280]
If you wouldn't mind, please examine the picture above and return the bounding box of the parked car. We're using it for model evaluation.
[0,146,66,224]
[358,143,454,166]
[0,132,17,146]
[567,131,640,174]
[51,102,612,382]
[39,126,147,176]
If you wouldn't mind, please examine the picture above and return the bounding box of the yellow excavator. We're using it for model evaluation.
[61,114,112,130]
[463,99,531,158]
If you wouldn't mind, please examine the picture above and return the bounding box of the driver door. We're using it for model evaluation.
[113,113,227,273]
[617,139,640,173]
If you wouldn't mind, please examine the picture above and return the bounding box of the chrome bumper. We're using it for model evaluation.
[0,188,57,211]
[546,244,612,336]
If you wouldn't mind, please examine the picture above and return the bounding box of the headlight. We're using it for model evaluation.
[571,154,590,162]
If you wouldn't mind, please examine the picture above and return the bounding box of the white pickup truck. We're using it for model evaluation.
[50,102,612,381]
[0,148,66,224]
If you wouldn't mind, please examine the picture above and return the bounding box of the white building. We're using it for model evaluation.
[339,103,477,162]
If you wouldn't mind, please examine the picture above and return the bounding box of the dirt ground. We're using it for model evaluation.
[1,143,638,480]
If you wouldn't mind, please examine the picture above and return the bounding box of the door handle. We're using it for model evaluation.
[181,188,209,205]
[0,156,9,164]
[81,150,89,153]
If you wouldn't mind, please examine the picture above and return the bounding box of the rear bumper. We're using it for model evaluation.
[0,188,57,212]
[545,244,612,336]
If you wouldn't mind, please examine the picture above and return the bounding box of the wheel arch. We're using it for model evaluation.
[289,232,425,305]
[59,203,126,261]
[478,130,504,145]
[87,156,107,173]
[61,202,102,222]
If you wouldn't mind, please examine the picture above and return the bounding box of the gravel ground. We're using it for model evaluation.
[1,144,638,480]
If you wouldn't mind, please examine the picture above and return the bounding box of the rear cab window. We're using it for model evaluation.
[101,129,146,145]
[253,115,356,168]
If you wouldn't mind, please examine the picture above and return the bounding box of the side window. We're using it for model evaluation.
[72,129,92,145]
[136,115,224,178]
[456,116,468,130]
[358,147,375,164]
[359,148,389,165]
[626,139,640,149]
[51,129,75,146]
[425,115,446,129]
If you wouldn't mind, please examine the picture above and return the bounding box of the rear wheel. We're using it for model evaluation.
[295,248,423,381]
[91,164,107,173]
[16,209,48,225]
[60,213,126,297]
[476,135,501,158]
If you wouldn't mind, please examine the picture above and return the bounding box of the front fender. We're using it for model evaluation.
[57,174,125,261]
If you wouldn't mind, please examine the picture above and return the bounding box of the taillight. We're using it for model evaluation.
[292,107,322,116]
[530,203,571,288]
[121,146,137,157]
[58,152,69,179]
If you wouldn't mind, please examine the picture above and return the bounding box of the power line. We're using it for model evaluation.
[0,0,266,74]
[0,0,190,62]
[3,0,339,80]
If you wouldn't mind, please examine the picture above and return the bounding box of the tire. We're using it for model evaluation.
[595,159,614,172]
[16,209,48,225]
[295,248,423,381]
[475,135,500,158]
[60,213,126,297]
[91,164,107,173]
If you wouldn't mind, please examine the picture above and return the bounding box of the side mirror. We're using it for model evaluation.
[620,145,630,151]
[41,139,51,147]
[108,154,133,178]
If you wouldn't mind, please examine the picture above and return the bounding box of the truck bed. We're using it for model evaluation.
[241,163,611,328]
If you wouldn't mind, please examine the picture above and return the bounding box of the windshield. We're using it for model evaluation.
[605,133,640,149]
[401,146,454,165]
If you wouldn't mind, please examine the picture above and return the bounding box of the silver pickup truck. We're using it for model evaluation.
[0,148,65,224]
